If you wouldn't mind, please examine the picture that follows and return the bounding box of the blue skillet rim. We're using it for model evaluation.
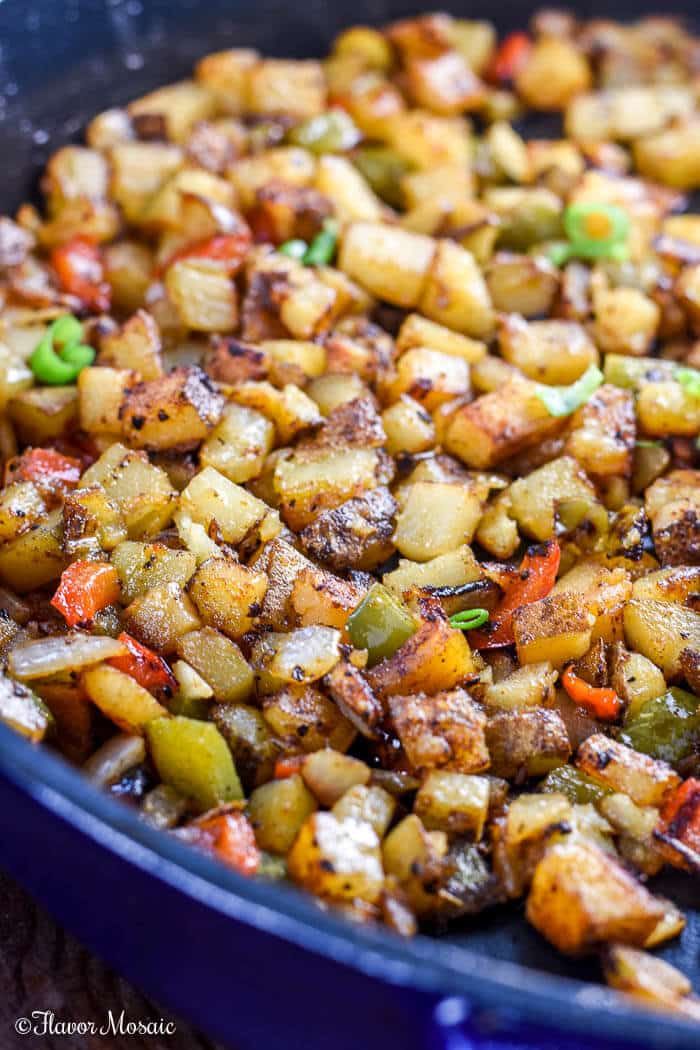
[0,721,697,1048]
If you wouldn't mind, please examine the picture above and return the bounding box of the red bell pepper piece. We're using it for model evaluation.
[51,236,111,312]
[50,560,120,627]
[561,665,623,721]
[470,541,561,649]
[195,811,261,876]
[158,230,252,277]
[4,447,82,500]
[658,778,700,860]
[108,632,176,699]
[487,31,532,84]
[274,754,306,779]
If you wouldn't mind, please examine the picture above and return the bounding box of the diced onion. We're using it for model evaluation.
[83,732,146,788]
[9,633,126,680]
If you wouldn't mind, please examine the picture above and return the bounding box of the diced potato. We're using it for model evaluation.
[509,456,597,541]
[576,734,680,808]
[502,792,573,895]
[645,470,700,567]
[624,599,700,679]
[383,348,470,411]
[315,155,384,223]
[485,253,559,318]
[382,813,449,916]
[514,592,595,668]
[230,381,322,446]
[338,222,435,308]
[125,583,202,654]
[118,366,223,452]
[110,142,183,223]
[177,627,254,703]
[383,544,483,599]
[165,260,237,333]
[103,241,154,314]
[195,48,259,114]
[0,481,45,544]
[290,565,363,629]
[128,80,216,142]
[78,366,135,436]
[637,380,700,438]
[212,702,277,788]
[485,708,571,778]
[414,771,490,838]
[188,556,267,638]
[566,386,635,479]
[382,396,436,456]
[419,240,495,339]
[592,285,660,357]
[288,812,384,903]
[515,37,591,111]
[554,561,632,645]
[526,839,666,954]
[62,486,127,558]
[603,945,695,1012]
[252,626,342,692]
[484,662,558,710]
[475,493,520,559]
[393,482,483,561]
[99,309,163,381]
[632,566,700,606]
[274,446,388,531]
[147,715,243,810]
[199,402,274,485]
[397,313,486,364]
[498,317,598,386]
[247,59,326,120]
[111,541,196,604]
[610,648,668,720]
[634,120,700,190]
[445,379,561,469]
[8,386,78,444]
[389,689,489,774]
[332,784,396,838]
[386,110,470,171]
[81,443,176,538]
[367,610,475,697]
[179,466,268,545]
[82,664,167,734]
[301,750,371,806]
[231,147,316,209]
[262,684,355,753]
[247,774,317,854]
[0,508,65,592]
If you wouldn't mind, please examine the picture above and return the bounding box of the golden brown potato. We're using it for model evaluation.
[498,317,598,386]
[485,708,571,778]
[389,688,489,774]
[644,470,700,567]
[565,386,635,479]
[287,812,384,904]
[118,366,223,451]
[526,839,666,954]
[576,734,680,807]
[515,37,592,111]
[514,593,595,668]
[367,606,475,698]
[188,556,268,638]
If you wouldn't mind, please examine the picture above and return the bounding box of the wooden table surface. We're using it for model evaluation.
[0,869,226,1050]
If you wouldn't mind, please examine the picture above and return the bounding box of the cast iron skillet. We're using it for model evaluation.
[0,3,697,1048]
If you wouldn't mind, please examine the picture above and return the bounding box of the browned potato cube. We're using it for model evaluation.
[445,379,562,469]
[247,774,317,854]
[414,770,491,837]
[526,839,666,954]
[301,750,371,807]
[566,385,635,479]
[299,487,396,572]
[99,309,164,381]
[338,222,435,308]
[644,470,700,567]
[389,689,489,774]
[624,599,700,679]
[485,708,571,779]
[119,366,223,451]
[419,240,494,339]
[287,812,384,903]
[188,556,267,638]
[177,626,254,703]
[515,37,591,111]
[576,734,680,808]
[261,684,355,753]
[367,610,475,698]
[124,583,202,654]
[513,593,595,668]
[498,317,598,386]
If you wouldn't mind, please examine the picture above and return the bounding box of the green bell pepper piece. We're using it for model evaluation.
[539,764,612,805]
[351,147,411,208]
[346,584,416,667]
[147,716,243,810]
[620,688,700,766]
[288,110,361,154]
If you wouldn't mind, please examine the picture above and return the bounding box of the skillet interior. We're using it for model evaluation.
[0,0,697,1026]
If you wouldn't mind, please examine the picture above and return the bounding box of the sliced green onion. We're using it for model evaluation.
[635,439,663,448]
[535,363,604,418]
[278,239,308,260]
[676,366,700,398]
[449,608,489,631]
[548,202,630,267]
[28,314,95,386]
[304,219,339,267]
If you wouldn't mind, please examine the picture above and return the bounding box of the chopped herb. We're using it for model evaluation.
[28,314,95,386]
[449,608,490,631]
[548,202,630,266]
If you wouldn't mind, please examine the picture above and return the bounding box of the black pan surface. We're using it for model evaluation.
[0,0,697,1013]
